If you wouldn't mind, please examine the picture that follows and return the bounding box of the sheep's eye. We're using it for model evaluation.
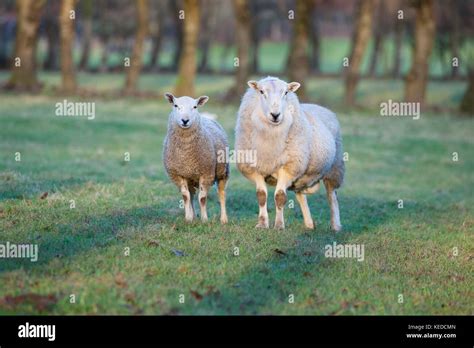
[284,91,288,96]
[260,90,264,95]
[174,104,178,108]
[193,106,197,109]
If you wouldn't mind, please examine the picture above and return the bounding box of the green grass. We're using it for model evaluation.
[0,74,473,315]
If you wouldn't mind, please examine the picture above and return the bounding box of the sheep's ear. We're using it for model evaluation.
[164,93,175,104]
[247,80,260,90]
[287,82,301,93]
[196,96,209,107]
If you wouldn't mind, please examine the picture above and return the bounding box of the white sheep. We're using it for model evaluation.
[163,93,229,224]
[235,76,344,231]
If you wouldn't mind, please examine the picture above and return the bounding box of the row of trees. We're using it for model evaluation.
[2,0,473,112]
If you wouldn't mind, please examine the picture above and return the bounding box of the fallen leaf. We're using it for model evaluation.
[190,290,203,301]
[125,292,136,303]
[146,240,160,247]
[114,273,128,288]
[274,248,287,256]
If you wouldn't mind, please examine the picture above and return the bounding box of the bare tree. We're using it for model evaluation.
[404,0,435,106]
[392,15,404,78]
[170,0,184,72]
[43,1,60,71]
[198,0,218,73]
[449,1,461,78]
[460,70,474,114]
[124,0,149,94]
[59,0,77,94]
[175,0,200,96]
[78,0,93,71]
[225,0,251,100]
[344,0,375,105]
[5,0,46,91]
[149,0,166,71]
[309,5,321,74]
[287,0,314,101]
[368,0,384,77]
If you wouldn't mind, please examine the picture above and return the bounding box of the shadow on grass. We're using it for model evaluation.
[0,202,170,273]
[0,188,429,315]
[177,190,400,315]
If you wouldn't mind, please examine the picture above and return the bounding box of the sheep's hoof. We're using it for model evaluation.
[274,221,285,230]
[220,216,228,224]
[304,220,315,230]
[332,224,342,232]
[255,220,269,229]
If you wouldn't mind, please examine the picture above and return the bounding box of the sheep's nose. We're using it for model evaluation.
[181,119,189,126]
[270,112,280,120]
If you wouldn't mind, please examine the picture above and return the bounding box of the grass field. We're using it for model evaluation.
[0,73,473,315]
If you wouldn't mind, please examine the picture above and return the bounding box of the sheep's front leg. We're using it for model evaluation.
[295,192,314,229]
[274,169,294,229]
[217,179,228,224]
[198,178,212,222]
[249,173,269,228]
[180,180,194,222]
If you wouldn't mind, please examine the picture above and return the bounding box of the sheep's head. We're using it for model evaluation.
[247,77,300,126]
[164,93,209,129]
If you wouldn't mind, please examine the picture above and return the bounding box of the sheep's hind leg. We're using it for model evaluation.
[324,179,342,232]
[295,192,314,229]
[180,180,194,222]
[217,179,228,224]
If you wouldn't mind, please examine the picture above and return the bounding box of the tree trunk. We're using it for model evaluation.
[78,0,93,71]
[460,71,474,115]
[170,0,183,72]
[309,15,320,73]
[100,39,109,73]
[44,4,59,72]
[225,0,251,100]
[198,0,217,73]
[287,0,314,101]
[175,0,200,96]
[450,2,460,78]
[251,34,260,74]
[404,0,435,106]
[368,1,383,77]
[149,5,164,71]
[5,0,46,91]
[59,0,77,94]
[124,0,149,94]
[344,0,374,105]
[392,17,403,78]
